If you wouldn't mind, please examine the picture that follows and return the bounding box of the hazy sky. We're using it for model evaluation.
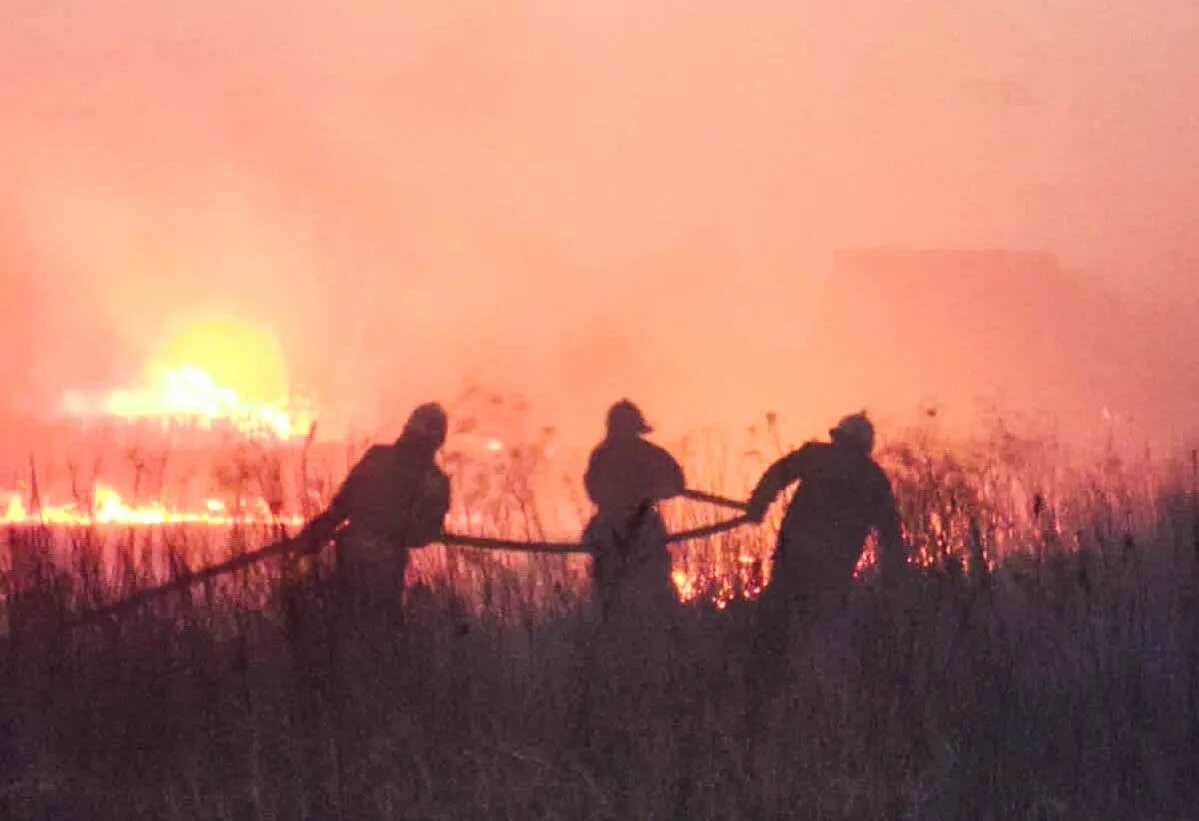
[2,1,1196,445]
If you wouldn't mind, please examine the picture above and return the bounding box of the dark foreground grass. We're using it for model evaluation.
[1,444,1198,820]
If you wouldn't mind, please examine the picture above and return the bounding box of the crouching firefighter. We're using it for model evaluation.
[582,400,685,620]
[297,402,451,621]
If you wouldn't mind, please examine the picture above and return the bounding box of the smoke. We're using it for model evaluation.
[1,0,1196,448]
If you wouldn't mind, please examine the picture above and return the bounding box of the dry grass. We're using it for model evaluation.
[0,416,1197,820]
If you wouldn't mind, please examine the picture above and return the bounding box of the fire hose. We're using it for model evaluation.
[445,489,748,555]
[22,489,752,629]
[444,513,750,556]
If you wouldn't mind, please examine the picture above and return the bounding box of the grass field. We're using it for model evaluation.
[1,417,1196,820]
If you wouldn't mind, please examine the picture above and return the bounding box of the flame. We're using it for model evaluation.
[672,553,767,607]
[2,484,303,528]
[62,317,313,440]
[101,364,308,439]
[671,568,699,600]
[34,319,315,529]
[156,317,290,403]
[5,494,28,522]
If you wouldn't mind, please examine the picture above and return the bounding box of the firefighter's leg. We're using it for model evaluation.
[750,570,793,676]
[744,566,793,734]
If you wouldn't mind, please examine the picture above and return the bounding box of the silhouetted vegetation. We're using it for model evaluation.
[1,419,1197,820]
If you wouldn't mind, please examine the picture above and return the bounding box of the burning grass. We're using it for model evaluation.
[0,418,1197,819]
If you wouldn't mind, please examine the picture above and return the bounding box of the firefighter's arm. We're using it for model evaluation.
[293,451,370,553]
[744,449,808,523]
[293,504,346,554]
[650,446,686,500]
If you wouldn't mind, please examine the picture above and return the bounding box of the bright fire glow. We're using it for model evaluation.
[62,317,312,440]
[672,554,767,608]
[2,484,304,528]
[100,364,306,440]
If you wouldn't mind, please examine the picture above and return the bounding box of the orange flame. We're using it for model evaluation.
[2,484,303,528]
[672,553,767,607]
[95,364,310,440]
[62,318,314,441]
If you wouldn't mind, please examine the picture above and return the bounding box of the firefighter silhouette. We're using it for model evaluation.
[745,412,906,656]
[582,400,685,619]
[299,402,450,611]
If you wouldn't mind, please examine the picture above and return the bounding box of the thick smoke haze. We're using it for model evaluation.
[2,1,1196,449]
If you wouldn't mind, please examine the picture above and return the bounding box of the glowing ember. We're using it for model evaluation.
[672,568,699,600]
[672,553,767,607]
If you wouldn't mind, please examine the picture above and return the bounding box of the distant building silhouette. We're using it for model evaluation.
[796,247,1182,433]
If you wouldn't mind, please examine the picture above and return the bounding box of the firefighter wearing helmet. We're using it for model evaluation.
[298,402,451,612]
[744,411,906,659]
[582,400,685,620]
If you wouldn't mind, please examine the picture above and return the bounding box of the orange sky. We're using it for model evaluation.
[1,1,1196,448]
